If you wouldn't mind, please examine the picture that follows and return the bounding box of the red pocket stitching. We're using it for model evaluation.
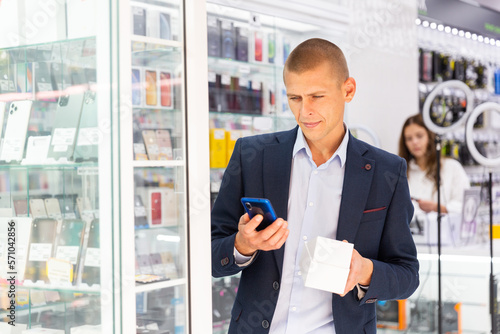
[363,206,387,213]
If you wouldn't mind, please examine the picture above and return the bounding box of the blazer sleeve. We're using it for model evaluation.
[211,138,258,277]
[360,158,420,302]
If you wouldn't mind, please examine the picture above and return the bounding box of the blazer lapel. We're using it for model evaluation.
[263,127,297,277]
[336,134,375,242]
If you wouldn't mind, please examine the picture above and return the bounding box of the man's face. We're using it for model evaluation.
[284,62,355,148]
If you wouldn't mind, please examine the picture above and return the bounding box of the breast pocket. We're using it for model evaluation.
[360,206,387,223]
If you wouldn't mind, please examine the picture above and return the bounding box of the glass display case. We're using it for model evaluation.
[0,0,212,333]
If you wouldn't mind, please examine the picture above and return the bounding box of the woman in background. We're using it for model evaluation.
[399,113,470,216]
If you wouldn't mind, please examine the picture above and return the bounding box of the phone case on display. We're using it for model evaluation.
[74,90,99,162]
[81,219,100,286]
[159,71,173,108]
[24,218,58,283]
[0,217,32,281]
[145,70,158,106]
[54,219,86,284]
[0,100,32,162]
[29,199,48,219]
[47,93,85,162]
[14,199,29,217]
[76,196,94,222]
[44,198,62,220]
[156,129,173,160]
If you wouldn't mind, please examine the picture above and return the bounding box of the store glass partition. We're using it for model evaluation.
[129,0,190,332]
[0,1,113,333]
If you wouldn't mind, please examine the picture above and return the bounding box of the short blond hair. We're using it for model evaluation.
[284,38,349,86]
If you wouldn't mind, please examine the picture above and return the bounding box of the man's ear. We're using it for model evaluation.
[343,77,356,103]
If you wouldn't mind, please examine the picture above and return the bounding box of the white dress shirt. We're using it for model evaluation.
[407,158,470,217]
[268,127,349,334]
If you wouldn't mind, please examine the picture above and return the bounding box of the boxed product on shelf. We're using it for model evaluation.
[210,128,227,168]
[235,27,249,62]
[207,16,222,57]
[131,6,147,36]
[226,130,241,165]
[220,19,236,60]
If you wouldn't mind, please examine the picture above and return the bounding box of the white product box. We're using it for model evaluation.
[299,236,353,294]
[22,328,65,334]
[0,322,27,334]
[70,325,102,334]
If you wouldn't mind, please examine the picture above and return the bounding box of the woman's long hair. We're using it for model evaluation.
[398,114,440,190]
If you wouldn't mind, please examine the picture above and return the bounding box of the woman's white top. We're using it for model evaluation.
[407,158,470,216]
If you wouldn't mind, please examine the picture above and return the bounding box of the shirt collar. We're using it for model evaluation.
[292,124,350,168]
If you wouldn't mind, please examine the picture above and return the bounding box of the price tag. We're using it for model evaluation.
[77,127,100,146]
[51,128,76,146]
[28,243,52,262]
[84,247,101,267]
[56,246,80,265]
[47,258,73,284]
[254,117,273,131]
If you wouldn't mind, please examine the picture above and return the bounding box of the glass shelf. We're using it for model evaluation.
[135,278,186,293]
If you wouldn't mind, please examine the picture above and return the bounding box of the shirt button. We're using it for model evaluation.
[273,281,280,290]
[292,306,297,311]
[313,170,318,175]
[297,271,302,276]
[309,202,313,207]
[303,236,307,241]
[262,320,270,329]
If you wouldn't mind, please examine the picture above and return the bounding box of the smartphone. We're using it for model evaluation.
[142,130,159,160]
[81,219,100,286]
[159,71,172,108]
[156,129,173,160]
[54,219,86,283]
[0,100,32,162]
[29,198,48,218]
[241,197,277,231]
[24,218,58,283]
[145,70,157,106]
[34,61,55,97]
[0,102,6,140]
[74,90,98,162]
[47,93,85,161]
[150,191,162,226]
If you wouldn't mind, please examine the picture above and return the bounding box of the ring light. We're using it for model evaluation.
[422,80,475,135]
[465,102,500,168]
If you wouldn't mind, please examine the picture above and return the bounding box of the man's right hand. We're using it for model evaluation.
[234,213,289,256]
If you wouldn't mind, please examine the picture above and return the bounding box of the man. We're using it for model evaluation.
[211,38,419,334]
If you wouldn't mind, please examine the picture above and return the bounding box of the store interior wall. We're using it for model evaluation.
[347,0,419,155]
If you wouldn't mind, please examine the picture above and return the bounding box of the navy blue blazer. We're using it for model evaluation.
[211,126,419,334]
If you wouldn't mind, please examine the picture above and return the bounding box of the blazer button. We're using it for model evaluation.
[364,163,372,170]
[273,281,279,290]
[262,320,269,329]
